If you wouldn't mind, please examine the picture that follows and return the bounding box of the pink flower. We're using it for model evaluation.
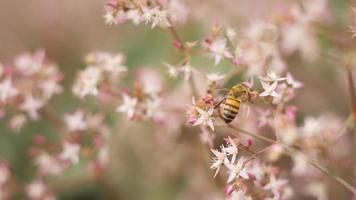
[0,78,18,101]
[192,107,215,131]
[64,110,87,132]
[20,95,45,120]
[259,81,279,97]
[116,93,138,119]
[226,157,249,183]
[60,142,81,164]
[209,38,232,65]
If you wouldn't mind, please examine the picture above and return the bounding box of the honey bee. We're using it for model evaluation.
[216,84,253,123]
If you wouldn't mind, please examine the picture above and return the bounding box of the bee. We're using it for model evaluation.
[216,84,253,123]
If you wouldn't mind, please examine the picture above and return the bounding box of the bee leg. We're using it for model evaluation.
[214,98,226,109]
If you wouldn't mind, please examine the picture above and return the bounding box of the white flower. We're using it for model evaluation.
[35,153,63,176]
[210,147,227,177]
[226,157,249,183]
[259,81,279,97]
[286,73,303,89]
[263,175,288,196]
[258,71,286,83]
[164,63,179,78]
[226,27,236,42]
[143,7,171,28]
[0,164,10,185]
[60,142,81,164]
[193,107,215,131]
[0,78,18,101]
[8,114,27,132]
[127,9,141,25]
[103,11,117,25]
[210,38,231,65]
[178,63,198,81]
[116,93,137,119]
[292,152,309,176]
[302,117,322,137]
[145,97,162,119]
[20,95,45,120]
[206,73,225,83]
[304,182,328,200]
[64,110,87,132]
[39,79,63,99]
[72,66,102,98]
[27,180,46,199]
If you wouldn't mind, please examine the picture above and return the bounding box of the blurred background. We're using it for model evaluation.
[0,0,355,199]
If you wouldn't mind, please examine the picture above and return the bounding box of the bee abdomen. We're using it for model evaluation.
[221,97,240,123]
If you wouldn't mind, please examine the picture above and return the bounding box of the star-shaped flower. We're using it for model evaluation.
[258,71,286,83]
[209,38,232,65]
[210,147,228,177]
[226,157,249,183]
[193,107,215,131]
[0,78,18,101]
[60,142,81,164]
[64,110,87,132]
[263,175,288,196]
[259,81,279,97]
[116,93,138,119]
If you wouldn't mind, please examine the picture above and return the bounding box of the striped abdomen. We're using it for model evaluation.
[220,96,241,123]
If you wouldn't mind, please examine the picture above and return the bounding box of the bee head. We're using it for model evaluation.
[230,84,250,102]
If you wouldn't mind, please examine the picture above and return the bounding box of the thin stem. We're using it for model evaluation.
[346,68,356,131]
[228,124,356,195]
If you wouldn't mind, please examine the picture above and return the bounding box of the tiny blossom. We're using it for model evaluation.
[304,182,328,200]
[258,71,286,83]
[259,81,279,97]
[286,73,303,89]
[302,117,322,137]
[168,0,189,24]
[26,180,47,199]
[209,38,232,65]
[142,7,171,28]
[192,107,215,131]
[226,157,249,183]
[64,110,87,132]
[0,163,10,185]
[20,95,45,120]
[164,63,179,78]
[206,73,225,83]
[35,153,63,176]
[103,11,117,25]
[226,27,236,42]
[178,62,199,81]
[0,78,18,101]
[60,142,81,164]
[210,147,227,177]
[246,160,264,181]
[116,93,138,119]
[291,152,309,176]
[145,97,163,119]
[72,66,102,98]
[39,78,63,99]
[8,114,27,132]
[263,175,288,197]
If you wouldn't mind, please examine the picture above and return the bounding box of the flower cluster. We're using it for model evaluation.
[211,137,291,200]
[72,51,127,98]
[104,0,188,28]
[0,50,63,132]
